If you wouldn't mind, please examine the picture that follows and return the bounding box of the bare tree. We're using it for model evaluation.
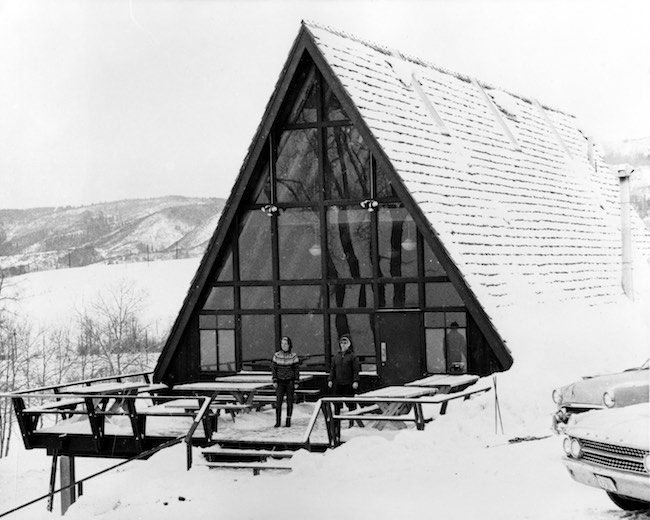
[74,280,154,375]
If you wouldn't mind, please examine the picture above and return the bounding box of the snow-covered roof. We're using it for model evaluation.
[304,21,650,312]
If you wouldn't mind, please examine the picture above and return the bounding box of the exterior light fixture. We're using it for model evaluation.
[401,237,416,251]
[308,222,321,256]
[261,204,279,217]
[360,199,378,212]
[401,217,416,251]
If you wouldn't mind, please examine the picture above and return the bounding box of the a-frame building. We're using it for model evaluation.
[154,21,650,390]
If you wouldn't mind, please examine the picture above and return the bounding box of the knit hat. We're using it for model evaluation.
[339,333,351,343]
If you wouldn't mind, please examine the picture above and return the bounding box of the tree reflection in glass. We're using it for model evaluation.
[276,129,319,203]
[238,211,272,280]
[278,208,321,280]
[326,127,370,200]
[326,206,372,280]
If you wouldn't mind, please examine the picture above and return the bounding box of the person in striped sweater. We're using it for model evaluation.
[272,336,300,427]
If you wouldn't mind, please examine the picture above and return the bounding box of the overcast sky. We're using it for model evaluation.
[1,0,648,209]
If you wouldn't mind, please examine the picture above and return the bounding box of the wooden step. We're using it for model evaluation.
[202,461,292,475]
[202,447,295,463]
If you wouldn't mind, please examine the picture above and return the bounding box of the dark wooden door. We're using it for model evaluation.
[377,312,423,385]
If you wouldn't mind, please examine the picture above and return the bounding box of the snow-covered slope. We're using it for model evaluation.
[1,258,201,338]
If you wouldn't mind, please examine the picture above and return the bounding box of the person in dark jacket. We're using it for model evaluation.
[328,333,360,426]
[271,336,300,427]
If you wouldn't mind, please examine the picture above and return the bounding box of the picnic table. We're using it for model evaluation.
[350,385,440,430]
[405,374,479,394]
[66,381,149,412]
[213,374,313,384]
[171,381,274,406]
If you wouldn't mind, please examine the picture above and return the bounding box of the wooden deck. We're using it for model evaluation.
[8,371,492,459]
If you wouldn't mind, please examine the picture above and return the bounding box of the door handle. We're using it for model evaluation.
[380,342,387,366]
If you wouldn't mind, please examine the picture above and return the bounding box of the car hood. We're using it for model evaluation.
[558,369,649,406]
[566,403,650,449]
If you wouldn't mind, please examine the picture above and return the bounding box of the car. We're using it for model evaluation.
[552,359,649,432]
[562,403,650,511]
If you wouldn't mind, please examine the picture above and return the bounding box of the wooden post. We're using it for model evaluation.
[60,455,76,515]
[47,451,59,512]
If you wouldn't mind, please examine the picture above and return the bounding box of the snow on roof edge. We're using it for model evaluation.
[301,19,574,119]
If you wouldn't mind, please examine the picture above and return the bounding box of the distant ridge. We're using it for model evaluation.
[0,196,224,276]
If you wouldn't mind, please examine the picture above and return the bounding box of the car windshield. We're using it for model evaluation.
[641,359,649,370]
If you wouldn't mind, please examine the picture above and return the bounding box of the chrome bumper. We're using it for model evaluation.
[563,457,650,502]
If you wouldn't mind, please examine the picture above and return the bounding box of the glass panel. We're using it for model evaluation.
[199,315,217,329]
[276,129,319,203]
[326,206,372,279]
[238,211,272,280]
[216,246,233,282]
[281,314,324,369]
[218,330,236,371]
[375,159,395,198]
[323,81,349,121]
[424,242,446,277]
[325,126,370,200]
[252,161,270,204]
[329,284,371,308]
[425,328,445,373]
[280,285,322,308]
[200,330,217,371]
[446,326,467,374]
[287,66,317,124]
[330,314,376,361]
[241,315,275,370]
[378,207,417,279]
[217,315,235,328]
[278,208,321,280]
[426,282,464,307]
[240,286,274,309]
[377,282,418,308]
[425,312,445,328]
[445,312,466,328]
[203,287,233,310]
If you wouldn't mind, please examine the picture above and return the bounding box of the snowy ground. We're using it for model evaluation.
[0,258,200,338]
[1,259,649,519]
[1,394,648,520]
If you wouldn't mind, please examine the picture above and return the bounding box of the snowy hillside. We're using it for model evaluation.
[0,196,223,276]
[1,257,201,339]
[602,137,650,228]
[602,137,650,167]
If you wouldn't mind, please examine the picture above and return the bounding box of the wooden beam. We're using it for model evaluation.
[471,78,521,152]
[532,99,572,159]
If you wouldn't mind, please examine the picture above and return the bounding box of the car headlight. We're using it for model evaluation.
[563,437,572,456]
[603,391,615,408]
[570,438,583,459]
[552,389,562,404]
[644,453,650,473]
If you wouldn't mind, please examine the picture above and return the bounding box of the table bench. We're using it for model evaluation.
[427,384,491,414]
[334,403,434,429]
[163,399,251,421]
[23,398,86,419]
